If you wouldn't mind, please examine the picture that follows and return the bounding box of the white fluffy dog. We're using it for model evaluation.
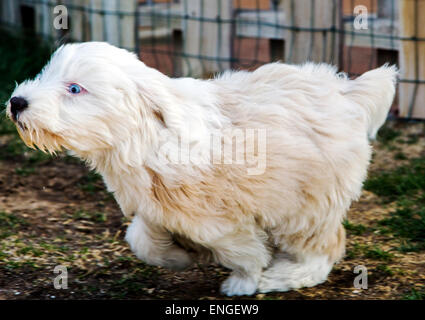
[7,42,397,296]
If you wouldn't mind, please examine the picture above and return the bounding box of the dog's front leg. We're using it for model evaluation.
[125,215,193,271]
[207,228,271,296]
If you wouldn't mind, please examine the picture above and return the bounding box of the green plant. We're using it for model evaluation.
[375,264,394,277]
[364,158,425,202]
[378,201,425,252]
[73,210,107,223]
[0,212,28,238]
[78,171,103,194]
[343,220,369,236]
[364,246,394,262]
[403,288,425,300]
[376,126,401,145]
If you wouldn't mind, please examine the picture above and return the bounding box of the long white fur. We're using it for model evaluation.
[7,42,397,296]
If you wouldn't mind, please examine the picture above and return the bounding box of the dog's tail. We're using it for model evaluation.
[344,64,398,139]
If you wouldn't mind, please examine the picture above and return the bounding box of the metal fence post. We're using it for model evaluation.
[3,0,19,27]
[119,0,136,51]
[104,0,120,46]
[35,0,59,40]
[89,0,104,41]
[281,0,339,65]
[64,0,88,42]
[398,0,425,119]
[181,0,232,77]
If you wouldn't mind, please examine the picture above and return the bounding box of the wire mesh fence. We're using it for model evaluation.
[0,0,138,51]
[0,0,424,119]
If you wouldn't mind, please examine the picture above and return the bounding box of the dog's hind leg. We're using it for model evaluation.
[258,224,345,293]
[258,253,333,293]
[207,227,271,296]
[125,215,193,271]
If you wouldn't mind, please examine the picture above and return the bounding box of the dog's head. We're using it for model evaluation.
[6,42,169,155]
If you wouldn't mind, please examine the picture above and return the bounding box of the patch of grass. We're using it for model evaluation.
[0,137,28,159]
[345,242,361,259]
[394,151,407,160]
[378,199,425,252]
[26,151,51,164]
[117,256,137,263]
[15,166,36,176]
[345,242,394,261]
[39,242,70,253]
[2,261,40,270]
[375,264,394,277]
[0,117,17,135]
[0,212,26,228]
[73,210,107,223]
[108,266,158,298]
[401,134,420,145]
[376,126,401,145]
[364,157,425,202]
[0,129,51,164]
[403,288,425,300]
[364,246,394,262]
[78,171,104,194]
[0,212,27,239]
[79,247,89,254]
[17,246,44,257]
[343,220,369,236]
[365,152,425,252]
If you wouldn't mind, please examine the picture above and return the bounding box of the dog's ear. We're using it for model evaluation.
[134,83,177,131]
[152,109,166,128]
[128,62,220,154]
[130,67,189,136]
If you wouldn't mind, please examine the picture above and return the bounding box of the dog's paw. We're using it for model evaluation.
[161,246,194,271]
[220,273,258,297]
[257,277,291,293]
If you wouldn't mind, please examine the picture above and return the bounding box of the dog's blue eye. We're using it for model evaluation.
[69,84,81,94]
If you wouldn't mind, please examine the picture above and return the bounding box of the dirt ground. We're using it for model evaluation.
[0,120,424,300]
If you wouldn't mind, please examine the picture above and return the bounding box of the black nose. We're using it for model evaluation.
[10,97,28,120]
